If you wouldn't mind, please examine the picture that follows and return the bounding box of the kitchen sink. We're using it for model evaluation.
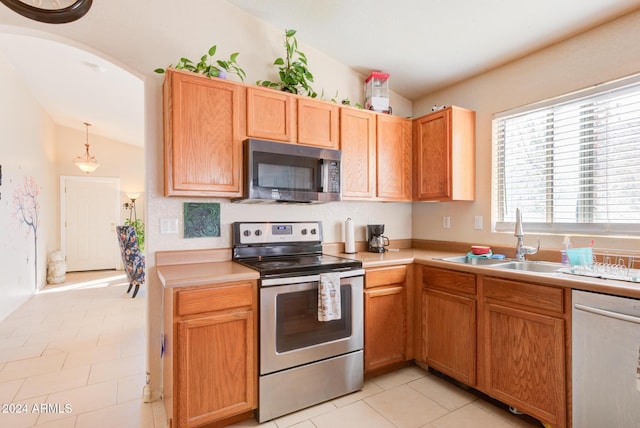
[437,256,563,273]
[491,261,563,273]
[437,256,510,266]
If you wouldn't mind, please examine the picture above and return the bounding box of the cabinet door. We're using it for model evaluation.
[412,106,475,201]
[422,288,476,385]
[483,303,566,427]
[340,108,376,199]
[246,87,294,142]
[413,109,450,200]
[376,115,412,200]
[177,309,256,428]
[297,98,339,149]
[164,70,244,196]
[364,285,406,372]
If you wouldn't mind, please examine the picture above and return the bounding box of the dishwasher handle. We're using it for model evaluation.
[574,303,640,325]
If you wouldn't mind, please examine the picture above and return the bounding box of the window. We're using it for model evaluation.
[493,74,640,235]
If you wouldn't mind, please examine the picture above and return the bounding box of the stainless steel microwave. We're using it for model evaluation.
[236,139,342,203]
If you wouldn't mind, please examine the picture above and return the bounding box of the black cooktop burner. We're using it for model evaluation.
[253,261,298,269]
[236,254,362,278]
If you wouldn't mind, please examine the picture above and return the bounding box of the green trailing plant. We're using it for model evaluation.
[257,29,317,98]
[154,45,246,82]
[340,97,364,109]
[125,218,145,252]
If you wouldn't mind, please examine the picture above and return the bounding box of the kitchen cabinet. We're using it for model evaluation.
[340,107,376,199]
[297,97,340,149]
[480,276,569,428]
[364,265,410,373]
[163,69,244,197]
[163,280,257,428]
[246,86,295,142]
[419,266,476,385]
[376,115,412,201]
[412,106,475,201]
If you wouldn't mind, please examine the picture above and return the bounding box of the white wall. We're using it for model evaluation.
[0,64,146,323]
[0,55,57,321]
[55,125,145,224]
[412,10,640,253]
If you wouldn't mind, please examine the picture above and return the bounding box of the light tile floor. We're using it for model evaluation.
[0,270,166,428]
[0,271,542,428]
[230,366,542,428]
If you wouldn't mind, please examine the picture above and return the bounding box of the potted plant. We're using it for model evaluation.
[154,45,246,82]
[257,29,317,98]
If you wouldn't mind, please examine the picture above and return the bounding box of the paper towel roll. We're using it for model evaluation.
[344,218,355,254]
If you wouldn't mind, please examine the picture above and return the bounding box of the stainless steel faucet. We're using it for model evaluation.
[514,208,540,261]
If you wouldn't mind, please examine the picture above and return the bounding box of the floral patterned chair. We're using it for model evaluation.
[116,225,145,298]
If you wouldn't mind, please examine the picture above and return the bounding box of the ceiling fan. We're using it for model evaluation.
[0,0,92,24]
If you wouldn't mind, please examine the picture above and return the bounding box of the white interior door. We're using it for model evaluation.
[61,176,120,272]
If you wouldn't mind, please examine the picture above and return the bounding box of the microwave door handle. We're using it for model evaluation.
[319,159,327,192]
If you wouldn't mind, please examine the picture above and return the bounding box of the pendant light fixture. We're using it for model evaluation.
[73,122,100,174]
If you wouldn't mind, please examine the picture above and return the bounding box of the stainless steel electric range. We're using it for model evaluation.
[232,221,364,423]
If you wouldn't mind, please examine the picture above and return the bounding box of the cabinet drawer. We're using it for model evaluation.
[483,277,564,314]
[176,281,254,317]
[422,266,476,296]
[366,265,407,288]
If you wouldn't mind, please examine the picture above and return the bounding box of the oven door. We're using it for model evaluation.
[260,272,363,375]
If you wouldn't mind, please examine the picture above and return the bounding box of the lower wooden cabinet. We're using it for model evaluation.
[364,265,410,373]
[419,266,476,385]
[416,266,570,428]
[164,281,257,428]
[481,276,569,428]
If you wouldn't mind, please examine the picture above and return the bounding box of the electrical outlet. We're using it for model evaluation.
[443,216,451,229]
[474,216,483,230]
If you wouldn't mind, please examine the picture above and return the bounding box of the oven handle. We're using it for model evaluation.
[261,268,364,287]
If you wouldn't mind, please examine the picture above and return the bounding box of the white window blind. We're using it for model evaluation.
[493,75,640,235]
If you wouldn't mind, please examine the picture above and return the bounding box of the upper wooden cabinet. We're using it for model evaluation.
[340,107,376,200]
[163,69,244,197]
[413,106,475,201]
[297,98,340,149]
[376,115,412,201]
[163,69,475,202]
[246,86,295,142]
[246,88,339,149]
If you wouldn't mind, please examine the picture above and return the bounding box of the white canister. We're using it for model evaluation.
[344,218,356,254]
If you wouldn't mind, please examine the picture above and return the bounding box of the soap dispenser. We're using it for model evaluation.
[561,236,572,265]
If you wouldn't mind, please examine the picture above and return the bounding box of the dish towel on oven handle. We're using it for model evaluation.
[318,272,341,321]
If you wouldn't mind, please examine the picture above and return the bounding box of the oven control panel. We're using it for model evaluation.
[234,221,323,245]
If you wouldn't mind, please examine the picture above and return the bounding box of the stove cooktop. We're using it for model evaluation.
[236,254,362,278]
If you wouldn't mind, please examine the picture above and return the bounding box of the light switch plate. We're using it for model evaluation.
[474,216,483,230]
[443,216,451,229]
[160,218,179,234]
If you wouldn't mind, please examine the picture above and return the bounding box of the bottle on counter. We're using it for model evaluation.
[561,236,572,265]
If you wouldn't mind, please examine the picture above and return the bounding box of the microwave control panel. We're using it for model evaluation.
[324,160,341,193]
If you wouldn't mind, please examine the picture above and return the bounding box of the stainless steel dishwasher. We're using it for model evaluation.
[572,289,640,427]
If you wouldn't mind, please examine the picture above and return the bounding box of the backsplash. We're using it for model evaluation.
[151,199,413,252]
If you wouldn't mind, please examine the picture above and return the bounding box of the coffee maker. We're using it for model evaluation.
[367,224,390,253]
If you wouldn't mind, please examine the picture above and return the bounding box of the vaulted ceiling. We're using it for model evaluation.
[1,0,639,147]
